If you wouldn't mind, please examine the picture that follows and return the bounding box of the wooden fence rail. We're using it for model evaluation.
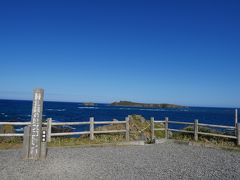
[151,117,240,146]
[0,117,130,142]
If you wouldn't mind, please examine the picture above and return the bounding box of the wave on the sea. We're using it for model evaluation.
[1,112,8,117]
[139,109,165,111]
[78,107,99,109]
[47,109,66,112]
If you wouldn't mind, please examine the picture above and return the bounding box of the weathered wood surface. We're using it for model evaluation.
[194,119,198,141]
[237,123,240,145]
[235,109,238,125]
[0,122,31,125]
[154,120,165,123]
[168,129,194,134]
[90,117,94,140]
[94,130,127,134]
[0,119,128,138]
[154,128,165,131]
[0,133,24,137]
[94,121,127,124]
[126,117,130,141]
[51,131,90,136]
[153,118,237,142]
[40,127,47,160]
[165,117,169,139]
[47,118,52,142]
[197,132,237,139]
[29,88,44,160]
[22,126,30,159]
[52,122,90,125]
[198,123,235,129]
[168,121,194,125]
[150,117,155,140]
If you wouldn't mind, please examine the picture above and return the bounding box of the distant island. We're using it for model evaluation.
[111,101,186,108]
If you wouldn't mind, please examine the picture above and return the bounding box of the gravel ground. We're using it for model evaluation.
[0,141,240,180]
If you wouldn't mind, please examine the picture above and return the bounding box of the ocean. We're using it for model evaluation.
[0,99,238,132]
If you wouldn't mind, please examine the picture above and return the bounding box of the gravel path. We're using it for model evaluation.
[0,141,240,180]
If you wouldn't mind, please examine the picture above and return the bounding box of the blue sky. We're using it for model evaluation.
[0,0,240,107]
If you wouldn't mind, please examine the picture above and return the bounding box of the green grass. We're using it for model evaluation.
[171,125,236,147]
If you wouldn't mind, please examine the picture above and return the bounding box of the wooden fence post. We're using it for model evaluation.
[22,125,31,159]
[150,117,155,141]
[125,117,130,141]
[165,117,169,139]
[237,123,240,146]
[235,109,238,136]
[47,118,52,142]
[90,117,94,140]
[194,119,198,141]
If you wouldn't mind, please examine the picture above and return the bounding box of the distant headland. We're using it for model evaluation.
[111,101,186,108]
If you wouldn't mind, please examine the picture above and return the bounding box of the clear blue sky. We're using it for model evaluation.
[0,0,240,107]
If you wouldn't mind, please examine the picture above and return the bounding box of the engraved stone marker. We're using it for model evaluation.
[29,88,44,159]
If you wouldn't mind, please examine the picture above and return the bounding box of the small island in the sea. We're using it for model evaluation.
[111,101,186,108]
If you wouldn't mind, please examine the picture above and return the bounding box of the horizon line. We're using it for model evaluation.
[0,98,238,109]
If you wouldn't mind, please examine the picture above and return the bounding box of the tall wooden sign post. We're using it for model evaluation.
[22,88,48,160]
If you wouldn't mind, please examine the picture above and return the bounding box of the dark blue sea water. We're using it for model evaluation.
[0,99,238,132]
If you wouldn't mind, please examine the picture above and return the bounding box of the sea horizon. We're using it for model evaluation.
[0,98,238,110]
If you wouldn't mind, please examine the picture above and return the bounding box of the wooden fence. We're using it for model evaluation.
[150,117,240,145]
[1,116,240,146]
[0,117,130,142]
